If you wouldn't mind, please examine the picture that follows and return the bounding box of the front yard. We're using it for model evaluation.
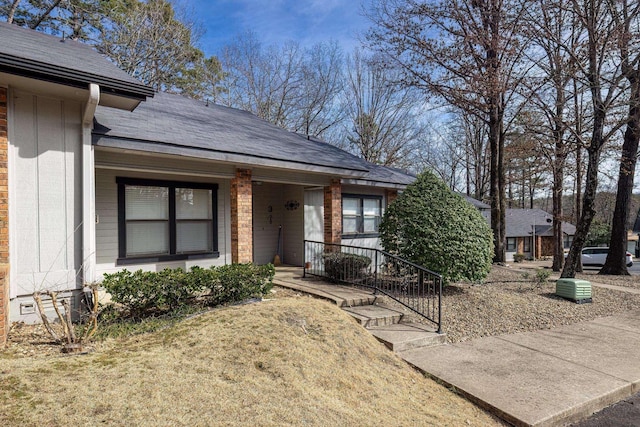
[435,266,640,342]
[1,291,503,427]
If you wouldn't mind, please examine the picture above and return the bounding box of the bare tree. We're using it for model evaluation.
[220,32,304,127]
[520,0,584,270]
[601,0,640,275]
[290,41,345,139]
[366,0,530,263]
[561,0,630,278]
[220,32,345,138]
[339,50,426,168]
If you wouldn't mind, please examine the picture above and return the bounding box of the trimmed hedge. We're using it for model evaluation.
[102,263,275,318]
[380,170,493,284]
[323,252,372,282]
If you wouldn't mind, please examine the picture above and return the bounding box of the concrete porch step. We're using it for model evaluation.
[273,276,382,308]
[368,323,446,352]
[342,304,404,328]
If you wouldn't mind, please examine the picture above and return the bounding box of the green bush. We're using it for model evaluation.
[210,263,275,305]
[379,170,493,284]
[513,253,526,263]
[323,252,372,282]
[102,263,275,318]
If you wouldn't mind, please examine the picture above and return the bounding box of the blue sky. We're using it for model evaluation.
[187,0,370,56]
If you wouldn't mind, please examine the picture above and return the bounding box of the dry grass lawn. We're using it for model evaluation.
[1,294,502,426]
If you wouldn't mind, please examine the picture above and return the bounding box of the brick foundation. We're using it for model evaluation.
[324,179,342,245]
[231,168,253,263]
[0,87,8,346]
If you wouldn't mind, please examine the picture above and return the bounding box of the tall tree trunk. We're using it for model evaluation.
[600,78,640,275]
[490,103,506,263]
[552,92,566,272]
[575,143,582,224]
[562,108,605,277]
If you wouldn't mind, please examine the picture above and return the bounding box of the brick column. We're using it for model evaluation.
[0,87,9,346]
[231,168,253,263]
[385,189,398,207]
[324,179,341,245]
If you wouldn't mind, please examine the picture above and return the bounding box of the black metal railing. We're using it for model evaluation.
[303,240,442,333]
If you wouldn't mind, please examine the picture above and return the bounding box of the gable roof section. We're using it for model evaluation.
[459,193,490,209]
[0,22,153,101]
[506,208,576,237]
[93,92,378,178]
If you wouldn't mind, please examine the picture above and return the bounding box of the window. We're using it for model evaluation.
[564,235,573,249]
[117,178,218,264]
[342,194,382,237]
[524,237,531,252]
[506,237,517,251]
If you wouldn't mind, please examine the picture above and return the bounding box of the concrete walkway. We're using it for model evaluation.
[273,266,640,427]
[401,311,640,426]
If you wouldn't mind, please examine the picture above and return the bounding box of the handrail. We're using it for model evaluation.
[303,240,442,333]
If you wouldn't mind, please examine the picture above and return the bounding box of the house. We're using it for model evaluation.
[461,194,576,261]
[505,208,575,261]
[0,23,414,344]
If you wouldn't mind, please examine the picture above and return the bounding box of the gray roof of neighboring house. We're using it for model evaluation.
[459,193,490,209]
[505,208,576,237]
[93,91,414,185]
[0,22,153,100]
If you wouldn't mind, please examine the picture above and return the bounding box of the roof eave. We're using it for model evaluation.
[0,54,154,100]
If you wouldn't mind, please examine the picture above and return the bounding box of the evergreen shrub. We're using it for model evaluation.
[379,171,493,283]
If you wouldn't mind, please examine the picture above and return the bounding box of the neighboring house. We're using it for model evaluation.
[461,194,576,261]
[505,209,575,261]
[0,23,413,344]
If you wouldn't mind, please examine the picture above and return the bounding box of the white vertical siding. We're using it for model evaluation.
[9,90,82,297]
[252,182,284,265]
[94,166,231,277]
[303,189,324,242]
[282,185,304,266]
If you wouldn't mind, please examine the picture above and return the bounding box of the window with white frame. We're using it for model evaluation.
[117,178,218,264]
[506,237,517,251]
[523,236,531,252]
[342,194,382,237]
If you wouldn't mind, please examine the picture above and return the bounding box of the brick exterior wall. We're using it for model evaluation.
[0,87,8,346]
[540,236,554,258]
[324,179,342,245]
[385,189,398,208]
[231,168,253,263]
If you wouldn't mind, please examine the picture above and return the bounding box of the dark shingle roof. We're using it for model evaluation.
[0,22,153,99]
[505,209,576,237]
[459,193,490,209]
[93,92,387,178]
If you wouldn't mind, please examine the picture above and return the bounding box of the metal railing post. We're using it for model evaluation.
[303,240,307,278]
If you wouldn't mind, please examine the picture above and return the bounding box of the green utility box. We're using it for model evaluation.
[556,278,592,304]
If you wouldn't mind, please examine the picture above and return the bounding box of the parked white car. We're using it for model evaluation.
[580,247,633,267]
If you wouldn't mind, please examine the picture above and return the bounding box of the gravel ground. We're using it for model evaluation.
[577,271,640,289]
[407,266,640,343]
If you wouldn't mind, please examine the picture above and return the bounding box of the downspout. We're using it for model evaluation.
[82,84,99,285]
